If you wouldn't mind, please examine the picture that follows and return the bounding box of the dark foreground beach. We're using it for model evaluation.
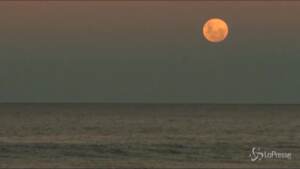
[0,103,299,168]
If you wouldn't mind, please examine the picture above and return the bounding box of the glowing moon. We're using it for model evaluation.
[203,18,229,43]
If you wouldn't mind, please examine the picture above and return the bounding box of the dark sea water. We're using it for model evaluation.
[0,103,299,168]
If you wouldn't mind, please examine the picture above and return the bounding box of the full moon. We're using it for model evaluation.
[202,18,229,43]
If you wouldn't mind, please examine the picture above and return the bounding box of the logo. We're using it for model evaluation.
[249,147,292,162]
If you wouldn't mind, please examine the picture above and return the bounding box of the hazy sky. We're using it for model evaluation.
[0,1,300,103]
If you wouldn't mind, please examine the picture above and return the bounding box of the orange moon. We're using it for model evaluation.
[202,18,229,43]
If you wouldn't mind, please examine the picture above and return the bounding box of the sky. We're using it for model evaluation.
[0,1,300,103]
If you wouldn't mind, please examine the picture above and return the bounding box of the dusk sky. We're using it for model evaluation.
[0,2,300,103]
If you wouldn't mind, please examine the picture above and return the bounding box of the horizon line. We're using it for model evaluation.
[1,102,300,105]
